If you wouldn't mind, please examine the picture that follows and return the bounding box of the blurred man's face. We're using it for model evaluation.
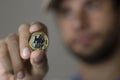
[58,0,119,63]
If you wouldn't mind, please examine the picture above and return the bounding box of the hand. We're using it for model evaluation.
[0,21,48,80]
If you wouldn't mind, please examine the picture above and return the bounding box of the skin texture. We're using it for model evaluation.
[0,22,48,80]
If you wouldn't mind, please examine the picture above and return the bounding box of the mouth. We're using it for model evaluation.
[76,35,94,45]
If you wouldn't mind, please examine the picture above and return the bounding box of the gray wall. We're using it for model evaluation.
[0,0,77,79]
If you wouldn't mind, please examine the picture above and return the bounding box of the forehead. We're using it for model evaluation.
[61,0,88,7]
[62,0,82,5]
[59,0,111,9]
[61,0,109,5]
[48,0,114,12]
[60,0,84,9]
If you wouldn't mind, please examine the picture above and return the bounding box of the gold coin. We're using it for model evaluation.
[29,32,49,51]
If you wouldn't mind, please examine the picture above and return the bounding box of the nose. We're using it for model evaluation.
[72,10,87,31]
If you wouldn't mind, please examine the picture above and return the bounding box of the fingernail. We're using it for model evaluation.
[30,24,41,33]
[17,71,25,79]
[22,48,30,59]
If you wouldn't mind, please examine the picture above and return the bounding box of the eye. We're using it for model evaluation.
[61,8,74,19]
[86,0,101,9]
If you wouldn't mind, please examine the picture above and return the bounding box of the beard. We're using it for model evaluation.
[66,24,120,65]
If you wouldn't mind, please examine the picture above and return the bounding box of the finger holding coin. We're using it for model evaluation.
[19,24,31,60]
[29,21,49,63]
[29,22,49,75]
[29,22,49,51]
[19,21,48,60]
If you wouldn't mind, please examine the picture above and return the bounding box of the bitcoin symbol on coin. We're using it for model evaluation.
[29,32,48,50]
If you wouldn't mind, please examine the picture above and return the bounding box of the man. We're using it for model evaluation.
[0,0,119,80]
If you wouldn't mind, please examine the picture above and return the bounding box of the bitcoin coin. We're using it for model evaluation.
[29,32,48,51]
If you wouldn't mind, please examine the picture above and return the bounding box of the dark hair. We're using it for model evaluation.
[113,0,120,12]
[47,0,120,12]
[47,0,62,12]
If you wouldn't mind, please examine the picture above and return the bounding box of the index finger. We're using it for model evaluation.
[19,24,31,60]
[30,21,48,35]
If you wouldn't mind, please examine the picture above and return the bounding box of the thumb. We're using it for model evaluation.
[30,50,48,77]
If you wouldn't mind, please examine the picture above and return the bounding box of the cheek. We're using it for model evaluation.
[89,11,116,37]
[59,20,75,43]
[87,11,117,52]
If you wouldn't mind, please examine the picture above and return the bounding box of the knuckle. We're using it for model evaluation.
[0,39,5,45]
[19,23,30,32]
[6,33,18,42]
[0,39,7,50]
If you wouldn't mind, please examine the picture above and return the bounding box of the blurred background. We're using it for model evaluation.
[0,0,77,80]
